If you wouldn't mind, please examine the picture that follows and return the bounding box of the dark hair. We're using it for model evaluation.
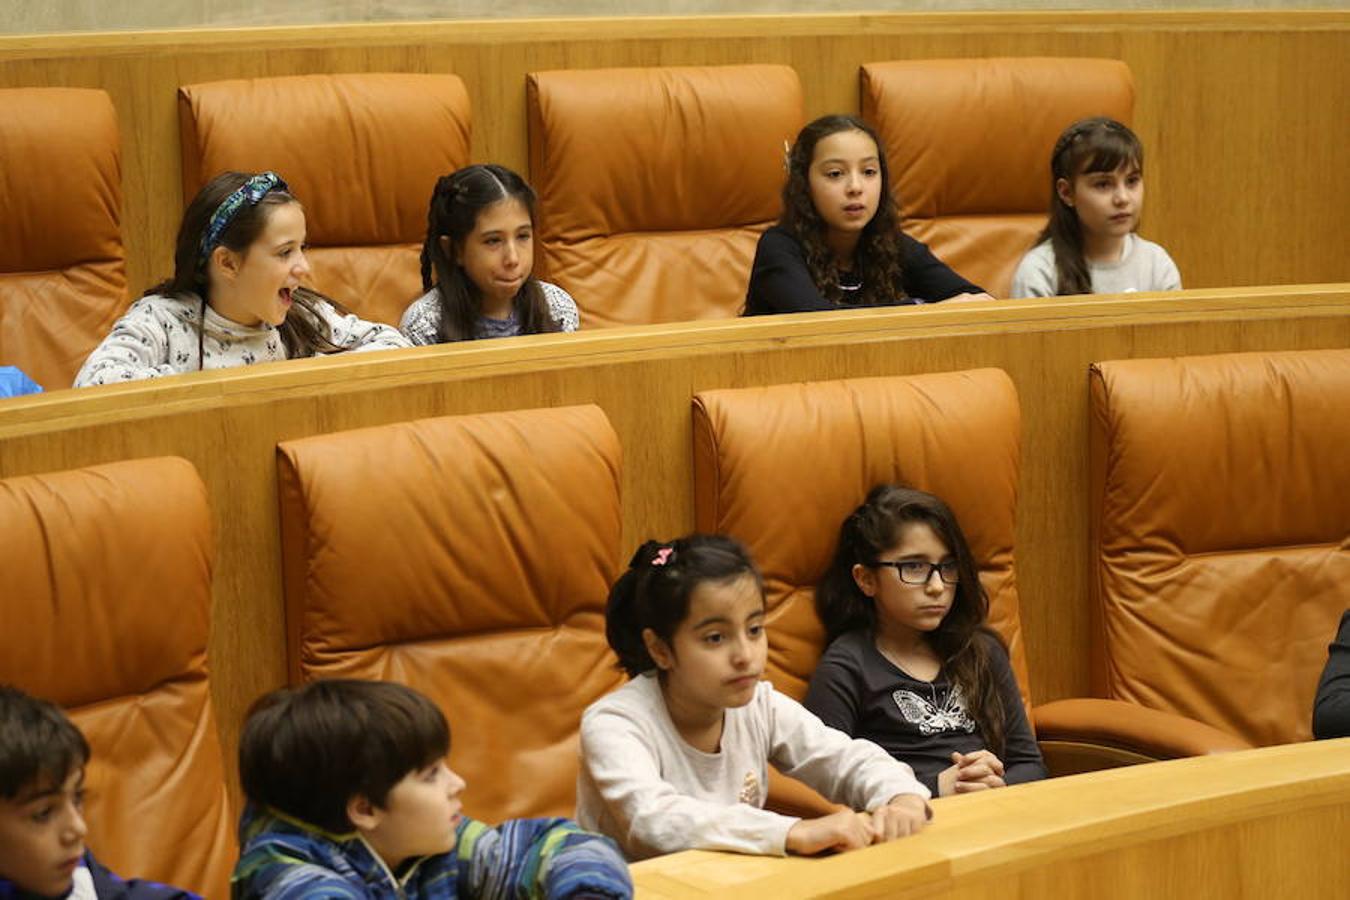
[606,535,763,678]
[1038,117,1145,296]
[0,685,89,800]
[779,114,907,306]
[815,485,1007,755]
[151,171,349,366]
[420,164,558,342]
[238,679,450,835]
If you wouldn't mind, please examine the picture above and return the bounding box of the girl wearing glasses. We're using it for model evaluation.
[75,171,408,387]
[805,485,1046,796]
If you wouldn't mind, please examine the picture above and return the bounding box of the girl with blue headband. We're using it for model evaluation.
[75,171,408,387]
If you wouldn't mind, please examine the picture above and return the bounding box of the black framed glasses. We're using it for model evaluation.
[874,560,960,585]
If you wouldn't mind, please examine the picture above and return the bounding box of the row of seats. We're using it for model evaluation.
[0,57,1133,390]
[6,346,1342,897]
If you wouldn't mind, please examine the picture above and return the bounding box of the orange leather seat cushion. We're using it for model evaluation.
[0,87,127,390]
[0,457,233,897]
[179,73,471,325]
[692,370,1031,711]
[862,58,1134,298]
[277,405,624,822]
[1090,348,1350,746]
[527,64,802,327]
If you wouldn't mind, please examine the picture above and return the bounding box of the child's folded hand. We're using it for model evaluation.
[785,809,873,855]
[868,794,929,841]
[951,750,1007,792]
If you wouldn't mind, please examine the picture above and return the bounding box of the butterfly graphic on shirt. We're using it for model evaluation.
[891,684,976,735]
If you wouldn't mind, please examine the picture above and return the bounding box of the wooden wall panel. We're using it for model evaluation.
[631,738,1350,898]
[1,287,1348,788]
[0,12,1345,299]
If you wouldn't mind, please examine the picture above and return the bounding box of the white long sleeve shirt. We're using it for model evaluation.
[74,293,410,387]
[576,671,930,861]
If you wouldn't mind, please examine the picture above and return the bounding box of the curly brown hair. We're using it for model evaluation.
[780,115,907,306]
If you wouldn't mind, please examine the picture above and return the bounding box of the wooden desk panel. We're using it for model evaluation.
[1,286,1348,795]
[0,12,1345,297]
[631,738,1350,898]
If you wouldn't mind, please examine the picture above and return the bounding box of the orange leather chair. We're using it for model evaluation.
[178,73,472,326]
[276,405,625,823]
[0,457,233,897]
[0,87,127,390]
[692,371,1245,807]
[860,58,1135,298]
[526,64,802,327]
[694,370,1032,707]
[1089,348,1350,748]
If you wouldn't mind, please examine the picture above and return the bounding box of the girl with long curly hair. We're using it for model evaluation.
[744,115,990,315]
[805,484,1046,796]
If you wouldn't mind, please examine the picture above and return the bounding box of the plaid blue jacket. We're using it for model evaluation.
[230,805,631,900]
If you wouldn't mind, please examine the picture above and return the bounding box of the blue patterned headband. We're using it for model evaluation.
[199,172,288,263]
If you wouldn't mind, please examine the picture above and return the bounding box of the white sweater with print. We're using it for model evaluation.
[576,671,930,861]
[73,293,410,387]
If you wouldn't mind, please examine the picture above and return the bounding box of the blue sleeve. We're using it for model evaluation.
[1313,610,1350,739]
[0,366,43,397]
[460,816,632,900]
[83,852,202,900]
[899,234,983,301]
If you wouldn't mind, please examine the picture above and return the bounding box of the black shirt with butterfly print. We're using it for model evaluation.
[803,629,1046,795]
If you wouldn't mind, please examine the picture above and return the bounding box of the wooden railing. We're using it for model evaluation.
[2,286,1348,766]
[1,11,1346,294]
[630,738,1350,898]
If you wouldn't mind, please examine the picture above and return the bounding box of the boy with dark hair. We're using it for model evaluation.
[232,679,631,899]
[0,685,196,900]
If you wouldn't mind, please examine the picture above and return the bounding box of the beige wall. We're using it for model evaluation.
[3,1,1345,35]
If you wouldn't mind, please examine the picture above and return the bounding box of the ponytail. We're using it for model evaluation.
[605,535,762,678]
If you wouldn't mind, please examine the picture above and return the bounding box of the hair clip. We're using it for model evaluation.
[652,547,674,567]
[782,139,792,173]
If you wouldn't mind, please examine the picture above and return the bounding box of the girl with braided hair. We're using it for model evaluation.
[401,165,579,344]
[744,114,990,315]
[577,534,930,861]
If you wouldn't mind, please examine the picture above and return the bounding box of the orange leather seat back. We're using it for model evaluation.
[527,64,802,327]
[178,73,471,326]
[277,405,624,822]
[692,370,1031,712]
[861,58,1134,298]
[0,458,233,897]
[1090,348,1350,747]
[0,87,126,390]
